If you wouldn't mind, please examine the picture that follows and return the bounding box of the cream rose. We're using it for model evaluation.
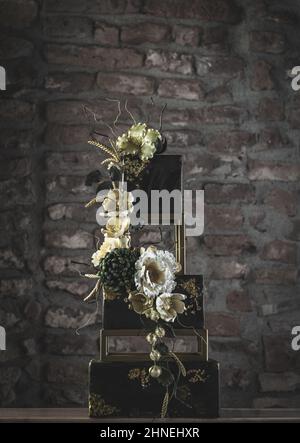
[156,293,186,322]
[91,236,129,267]
[134,247,178,298]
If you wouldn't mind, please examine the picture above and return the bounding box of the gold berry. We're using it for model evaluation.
[146,333,157,345]
[155,326,165,338]
[150,350,161,361]
[149,365,162,378]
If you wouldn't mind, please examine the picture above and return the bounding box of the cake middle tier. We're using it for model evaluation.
[102,275,204,330]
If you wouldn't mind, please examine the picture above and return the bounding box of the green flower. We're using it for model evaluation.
[116,123,161,161]
[128,123,147,142]
[116,133,139,155]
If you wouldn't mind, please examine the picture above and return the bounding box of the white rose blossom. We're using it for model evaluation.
[91,236,129,267]
[156,293,186,322]
[134,246,179,298]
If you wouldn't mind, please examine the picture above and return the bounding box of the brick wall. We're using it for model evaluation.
[0,0,300,408]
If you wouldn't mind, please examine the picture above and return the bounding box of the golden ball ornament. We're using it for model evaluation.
[146,333,157,345]
[150,350,161,361]
[149,365,162,378]
[155,326,165,338]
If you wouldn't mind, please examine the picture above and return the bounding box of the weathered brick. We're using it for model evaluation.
[227,289,252,312]
[46,360,87,385]
[263,335,296,373]
[257,98,285,121]
[206,207,244,231]
[269,9,297,24]
[248,160,300,182]
[0,249,24,270]
[0,158,32,180]
[45,0,86,12]
[261,240,297,264]
[0,100,35,122]
[144,0,242,24]
[259,128,287,149]
[205,184,255,204]
[0,37,33,59]
[200,105,244,125]
[44,332,97,355]
[259,372,300,393]
[45,0,140,14]
[48,203,95,223]
[196,56,244,77]
[184,153,238,181]
[205,235,255,256]
[95,23,119,45]
[45,306,97,329]
[250,31,285,54]
[251,60,274,90]
[44,230,94,249]
[45,73,95,93]
[0,279,33,296]
[206,313,240,337]
[97,73,155,96]
[264,188,297,217]
[0,129,34,153]
[288,108,300,129]
[158,78,205,101]
[164,130,201,147]
[289,220,300,241]
[43,255,91,276]
[211,260,249,280]
[205,84,232,103]
[255,267,297,285]
[24,300,42,322]
[0,178,35,207]
[44,16,93,40]
[173,25,199,46]
[46,175,93,201]
[0,0,38,29]
[46,279,92,297]
[122,23,170,44]
[145,50,193,75]
[46,151,101,172]
[46,44,144,70]
[207,130,255,155]
[202,26,228,52]
[45,125,91,146]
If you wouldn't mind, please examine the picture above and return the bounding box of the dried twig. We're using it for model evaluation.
[125,100,136,124]
[159,103,167,132]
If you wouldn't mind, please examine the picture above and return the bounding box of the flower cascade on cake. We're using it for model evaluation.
[82,101,187,418]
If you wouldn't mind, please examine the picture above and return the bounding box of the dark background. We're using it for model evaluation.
[0,0,300,408]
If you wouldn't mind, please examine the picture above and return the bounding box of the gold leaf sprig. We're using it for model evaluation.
[88,140,120,163]
[161,389,169,419]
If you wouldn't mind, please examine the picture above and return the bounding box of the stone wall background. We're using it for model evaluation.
[0,0,300,408]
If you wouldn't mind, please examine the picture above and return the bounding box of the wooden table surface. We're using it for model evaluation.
[0,408,299,423]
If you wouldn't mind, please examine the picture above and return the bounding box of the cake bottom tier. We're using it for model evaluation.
[89,359,220,419]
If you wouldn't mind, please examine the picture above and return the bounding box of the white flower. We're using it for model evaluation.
[102,189,134,217]
[156,293,186,322]
[134,246,178,297]
[104,216,130,238]
[91,236,129,267]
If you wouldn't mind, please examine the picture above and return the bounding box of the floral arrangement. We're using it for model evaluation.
[82,102,188,417]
